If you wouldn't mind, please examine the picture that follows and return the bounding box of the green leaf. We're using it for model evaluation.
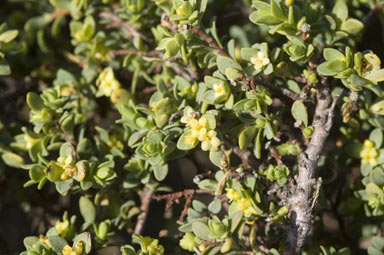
[45,162,64,182]
[0,64,11,76]
[370,168,384,186]
[371,101,384,115]
[370,128,383,148]
[153,164,168,181]
[291,100,308,127]
[238,126,257,149]
[323,48,345,62]
[192,221,211,240]
[365,69,384,83]
[79,196,96,224]
[341,18,364,35]
[373,237,384,251]
[270,0,286,20]
[209,150,224,168]
[60,142,74,158]
[30,164,45,182]
[56,179,73,195]
[208,199,222,214]
[230,210,243,232]
[317,62,338,76]
[1,152,24,168]
[327,60,347,73]
[48,236,68,254]
[251,14,282,25]
[0,29,18,43]
[26,92,44,111]
[332,0,348,22]
[177,131,199,150]
[225,67,243,80]
[198,179,218,191]
[192,200,207,212]
[73,232,92,253]
[368,247,384,255]
[253,129,263,159]
[23,236,39,249]
[216,55,242,76]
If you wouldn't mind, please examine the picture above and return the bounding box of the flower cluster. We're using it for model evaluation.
[62,241,84,255]
[226,188,258,218]
[250,51,270,72]
[360,140,379,166]
[180,108,221,151]
[135,235,165,255]
[55,217,70,237]
[96,67,121,98]
[179,232,202,252]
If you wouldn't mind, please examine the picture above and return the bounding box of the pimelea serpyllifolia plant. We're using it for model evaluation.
[2,0,384,254]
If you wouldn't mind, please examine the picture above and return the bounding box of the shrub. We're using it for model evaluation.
[1,0,384,254]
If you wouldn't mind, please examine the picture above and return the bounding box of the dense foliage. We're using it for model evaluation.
[2,0,384,254]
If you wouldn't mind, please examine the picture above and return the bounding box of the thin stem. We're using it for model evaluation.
[134,187,154,235]
[187,25,230,57]
[99,11,150,43]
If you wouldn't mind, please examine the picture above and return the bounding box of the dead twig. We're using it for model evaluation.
[153,189,214,223]
[134,187,154,235]
[187,25,229,57]
[99,11,150,43]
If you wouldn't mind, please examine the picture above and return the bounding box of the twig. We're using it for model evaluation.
[241,76,301,101]
[112,49,197,82]
[134,187,154,235]
[161,18,178,34]
[179,192,194,223]
[65,52,102,72]
[111,49,162,58]
[310,177,322,210]
[99,11,150,43]
[165,61,193,82]
[270,147,283,165]
[285,87,342,255]
[187,25,229,57]
[50,9,69,21]
[223,136,259,170]
[142,83,173,94]
[153,189,214,223]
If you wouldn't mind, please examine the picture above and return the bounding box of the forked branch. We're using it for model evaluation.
[285,87,342,254]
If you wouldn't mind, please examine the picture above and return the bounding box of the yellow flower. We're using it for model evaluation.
[181,111,222,151]
[39,235,50,248]
[58,155,74,168]
[108,134,124,151]
[360,139,379,166]
[198,127,208,141]
[60,86,75,97]
[179,232,201,252]
[57,155,78,180]
[250,51,270,71]
[237,197,258,217]
[96,67,121,97]
[213,82,225,99]
[62,245,73,255]
[184,133,197,146]
[210,136,221,151]
[180,107,196,124]
[226,188,258,217]
[55,219,70,237]
[73,241,84,255]
[226,188,242,202]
